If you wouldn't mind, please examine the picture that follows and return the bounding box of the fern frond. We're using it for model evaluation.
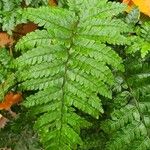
[0,0,49,33]
[24,0,48,6]
[0,0,23,33]
[15,0,129,149]
[0,48,16,100]
[15,30,52,52]
[126,21,150,58]
[126,57,150,93]
[102,106,150,150]
[101,57,150,150]
[125,7,140,25]
[20,2,130,45]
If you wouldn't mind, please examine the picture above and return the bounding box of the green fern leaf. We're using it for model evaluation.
[15,0,128,149]
[127,21,150,58]
[15,30,52,52]
[25,0,48,7]
[0,48,16,100]
[101,57,150,150]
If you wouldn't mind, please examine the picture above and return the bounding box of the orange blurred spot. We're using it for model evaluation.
[49,0,57,6]
[122,0,150,16]
[133,0,150,16]
[0,32,14,48]
[122,0,135,12]
[0,92,22,110]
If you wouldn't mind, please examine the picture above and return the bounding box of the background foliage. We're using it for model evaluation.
[0,0,150,150]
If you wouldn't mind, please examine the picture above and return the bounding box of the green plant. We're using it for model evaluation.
[0,0,150,150]
[13,0,129,149]
[0,48,15,99]
[24,0,48,6]
[126,21,150,58]
[0,0,23,33]
[0,0,48,33]
[101,55,150,150]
